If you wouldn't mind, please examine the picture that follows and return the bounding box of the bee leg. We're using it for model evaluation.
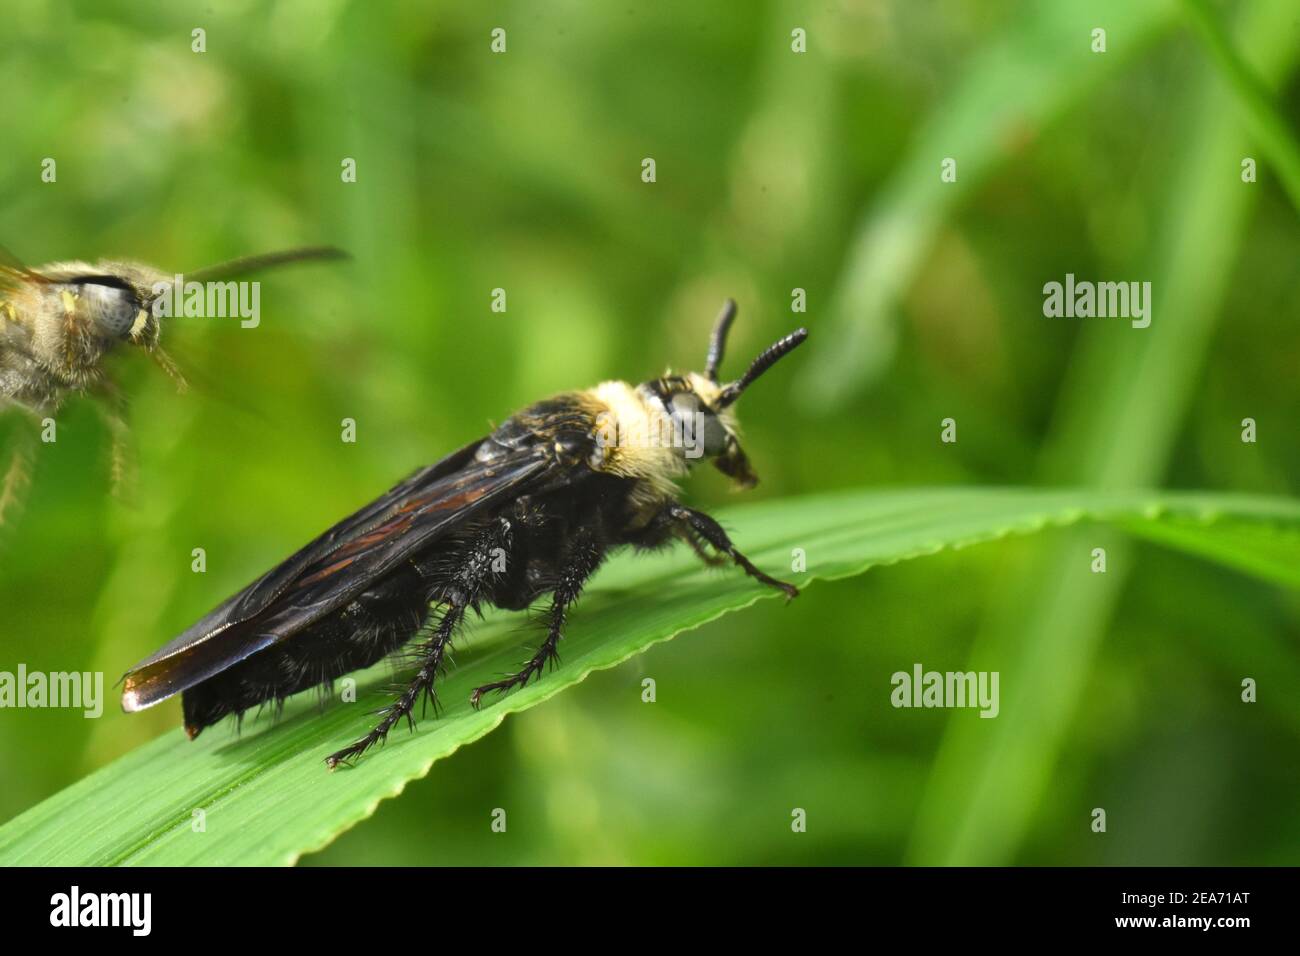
[324,601,464,770]
[94,387,134,500]
[325,520,511,768]
[150,346,190,394]
[0,430,35,528]
[668,503,798,599]
[470,531,604,708]
[680,525,728,566]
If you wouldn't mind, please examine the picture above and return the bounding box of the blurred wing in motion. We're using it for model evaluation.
[0,244,51,294]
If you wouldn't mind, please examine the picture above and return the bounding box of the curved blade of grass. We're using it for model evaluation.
[907,0,1300,867]
[0,487,1297,866]
[798,0,1178,408]
[1181,0,1300,212]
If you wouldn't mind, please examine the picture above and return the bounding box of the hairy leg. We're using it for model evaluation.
[680,523,728,566]
[150,346,190,395]
[668,503,798,598]
[94,386,134,501]
[324,602,463,769]
[470,529,605,708]
[325,519,510,768]
[0,428,34,528]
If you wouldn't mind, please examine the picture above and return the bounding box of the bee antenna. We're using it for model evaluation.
[717,328,808,409]
[704,299,738,382]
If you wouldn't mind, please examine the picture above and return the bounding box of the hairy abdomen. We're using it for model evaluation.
[181,565,433,735]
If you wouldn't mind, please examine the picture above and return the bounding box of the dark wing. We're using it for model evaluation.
[122,438,565,711]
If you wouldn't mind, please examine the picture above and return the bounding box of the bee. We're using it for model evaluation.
[0,246,344,524]
[121,301,807,768]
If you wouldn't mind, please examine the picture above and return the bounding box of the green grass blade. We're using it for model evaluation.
[1181,0,1300,212]
[906,0,1300,868]
[0,488,1297,866]
[798,0,1178,408]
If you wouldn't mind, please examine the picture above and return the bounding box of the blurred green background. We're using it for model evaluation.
[1,0,1297,865]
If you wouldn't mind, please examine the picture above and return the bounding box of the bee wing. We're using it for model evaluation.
[0,244,51,292]
[121,439,562,711]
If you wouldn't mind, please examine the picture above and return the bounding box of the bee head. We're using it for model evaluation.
[641,300,807,488]
[72,274,159,349]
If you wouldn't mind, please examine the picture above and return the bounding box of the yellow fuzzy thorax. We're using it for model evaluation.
[578,372,740,521]
[585,379,686,482]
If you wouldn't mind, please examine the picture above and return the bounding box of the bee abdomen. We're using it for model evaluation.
[180,566,433,736]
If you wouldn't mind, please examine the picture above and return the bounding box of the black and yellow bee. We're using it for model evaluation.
[121,302,807,768]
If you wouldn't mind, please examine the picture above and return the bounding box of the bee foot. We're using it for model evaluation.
[470,656,550,709]
[325,731,386,770]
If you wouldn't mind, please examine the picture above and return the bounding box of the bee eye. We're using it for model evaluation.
[80,283,140,338]
[668,393,728,456]
[667,393,701,432]
[699,410,729,455]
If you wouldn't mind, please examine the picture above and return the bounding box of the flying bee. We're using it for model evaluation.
[121,301,808,768]
[0,246,345,524]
